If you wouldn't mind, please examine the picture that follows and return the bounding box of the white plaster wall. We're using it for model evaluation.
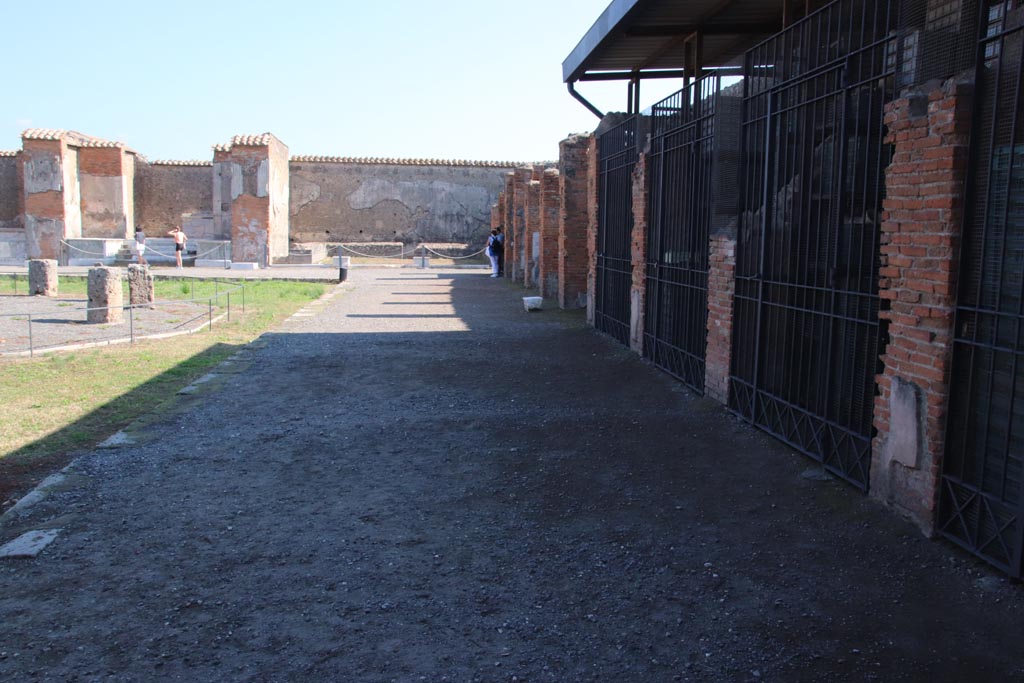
[62,147,82,238]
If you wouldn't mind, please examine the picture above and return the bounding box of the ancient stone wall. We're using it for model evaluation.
[0,153,20,231]
[288,159,514,245]
[134,160,217,237]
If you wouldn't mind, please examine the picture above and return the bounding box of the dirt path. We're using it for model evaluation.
[0,268,1021,682]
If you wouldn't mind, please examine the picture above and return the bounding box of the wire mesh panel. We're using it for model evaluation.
[596,116,638,346]
[643,75,729,392]
[730,0,897,490]
[941,0,1024,578]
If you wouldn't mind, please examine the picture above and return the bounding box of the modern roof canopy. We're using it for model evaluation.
[562,0,793,117]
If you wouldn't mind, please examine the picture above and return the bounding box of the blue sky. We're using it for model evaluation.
[0,0,682,163]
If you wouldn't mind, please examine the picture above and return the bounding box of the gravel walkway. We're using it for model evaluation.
[0,268,1021,682]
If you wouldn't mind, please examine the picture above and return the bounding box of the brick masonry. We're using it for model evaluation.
[870,77,973,533]
[21,138,77,259]
[79,146,134,239]
[629,153,649,354]
[525,179,541,288]
[502,173,515,280]
[704,233,737,404]
[511,167,532,283]
[538,168,560,299]
[586,134,599,325]
[558,135,590,310]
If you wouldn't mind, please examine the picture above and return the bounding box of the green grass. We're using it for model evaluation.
[0,279,326,463]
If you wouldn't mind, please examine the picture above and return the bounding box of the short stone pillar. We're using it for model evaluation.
[28,259,58,296]
[127,264,154,307]
[87,266,123,324]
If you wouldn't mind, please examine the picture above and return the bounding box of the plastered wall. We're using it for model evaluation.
[289,161,512,244]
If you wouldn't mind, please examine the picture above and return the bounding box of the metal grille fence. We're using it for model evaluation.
[730,0,897,489]
[940,0,1024,578]
[596,116,638,346]
[643,75,729,392]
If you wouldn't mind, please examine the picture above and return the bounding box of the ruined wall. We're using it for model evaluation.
[79,147,132,238]
[134,160,217,237]
[0,153,20,231]
[268,138,290,260]
[289,160,514,244]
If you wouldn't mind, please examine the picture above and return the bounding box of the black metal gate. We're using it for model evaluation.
[730,0,896,489]
[642,76,721,392]
[940,0,1024,578]
[596,116,638,346]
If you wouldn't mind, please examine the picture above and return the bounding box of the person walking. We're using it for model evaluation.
[168,226,188,269]
[135,228,147,266]
[486,229,501,278]
[494,226,505,276]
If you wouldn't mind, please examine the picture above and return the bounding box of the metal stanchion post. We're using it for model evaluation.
[191,279,195,300]
[208,300,213,331]
[129,304,135,344]
[227,293,231,323]
[28,313,33,358]
[242,284,246,313]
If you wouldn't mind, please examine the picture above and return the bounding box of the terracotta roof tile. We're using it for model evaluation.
[0,150,18,157]
[21,128,68,141]
[231,133,275,146]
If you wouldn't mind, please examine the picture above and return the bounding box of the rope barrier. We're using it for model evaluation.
[337,244,413,259]
[60,240,228,261]
[422,245,488,259]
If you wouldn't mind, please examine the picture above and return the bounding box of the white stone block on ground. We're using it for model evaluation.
[0,529,61,558]
[230,262,260,270]
[195,259,232,268]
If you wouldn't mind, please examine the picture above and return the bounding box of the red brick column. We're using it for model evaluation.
[511,167,532,283]
[557,134,590,309]
[490,194,503,230]
[629,153,649,354]
[871,77,972,533]
[226,134,290,267]
[21,134,79,260]
[705,234,737,403]
[502,173,515,279]
[539,168,560,299]
[525,179,541,288]
[586,135,599,325]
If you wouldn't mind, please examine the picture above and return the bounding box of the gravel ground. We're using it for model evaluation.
[0,295,215,355]
[0,268,1021,682]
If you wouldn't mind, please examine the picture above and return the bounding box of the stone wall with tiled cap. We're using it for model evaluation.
[290,155,534,168]
[289,156,519,245]
[151,160,213,167]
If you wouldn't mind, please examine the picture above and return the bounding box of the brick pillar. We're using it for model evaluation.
[502,173,515,280]
[629,153,649,354]
[21,133,81,260]
[511,167,532,283]
[226,134,290,267]
[79,145,134,239]
[871,77,972,533]
[558,134,590,309]
[538,168,560,299]
[704,234,737,404]
[525,179,541,288]
[586,134,599,325]
[491,193,503,230]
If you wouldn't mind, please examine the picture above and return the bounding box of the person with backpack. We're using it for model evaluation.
[494,226,505,276]
[486,229,502,278]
